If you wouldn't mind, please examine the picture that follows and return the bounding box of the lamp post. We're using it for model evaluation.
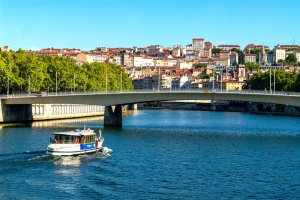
[73,74,76,93]
[28,75,30,95]
[55,71,58,95]
[269,67,272,94]
[158,66,161,92]
[120,72,122,92]
[7,75,9,96]
[274,68,276,94]
[212,66,215,91]
[221,69,223,92]
[106,67,108,93]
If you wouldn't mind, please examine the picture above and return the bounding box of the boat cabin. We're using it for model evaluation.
[51,129,96,145]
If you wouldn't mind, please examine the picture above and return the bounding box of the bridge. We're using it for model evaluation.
[1,90,300,126]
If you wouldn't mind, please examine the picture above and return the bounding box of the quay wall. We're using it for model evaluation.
[0,100,105,123]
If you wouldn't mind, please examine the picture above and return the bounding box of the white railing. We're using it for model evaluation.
[1,89,300,99]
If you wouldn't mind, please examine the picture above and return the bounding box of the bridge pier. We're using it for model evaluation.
[104,105,123,127]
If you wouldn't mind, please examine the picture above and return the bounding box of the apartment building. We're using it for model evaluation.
[76,53,109,63]
[273,48,286,63]
[217,44,240,51]
[230,52,238,65]
[244,54,256,63]
[192,38,205,51]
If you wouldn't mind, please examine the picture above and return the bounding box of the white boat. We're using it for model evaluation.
[47,128,104,156]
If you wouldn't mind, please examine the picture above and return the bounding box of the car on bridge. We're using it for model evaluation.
[35,91,47,97]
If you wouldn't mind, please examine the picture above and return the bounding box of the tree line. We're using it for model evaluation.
[247,70,300,92]
[0,50,133,94]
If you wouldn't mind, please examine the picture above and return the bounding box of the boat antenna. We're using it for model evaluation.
[84,124,86,130]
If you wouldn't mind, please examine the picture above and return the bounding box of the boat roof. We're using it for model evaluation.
[53,129,95,136]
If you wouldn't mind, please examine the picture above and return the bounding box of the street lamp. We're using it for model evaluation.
[120,72,122,92]
[212,66,215,91]
[7,75,9,96]
[56,71,58,95]
[274,68,276,94]
[28,75,30,95]
[106,67,108,93]
[73,74,76,93]
[221,69,223,92]
[158,66,161,92]
[269,67,272,94]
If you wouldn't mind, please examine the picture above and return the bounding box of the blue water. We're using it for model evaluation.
[1,110,300,199]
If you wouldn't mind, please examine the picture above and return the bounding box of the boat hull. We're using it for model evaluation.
[47,140,104,156]
[47,147,102,156]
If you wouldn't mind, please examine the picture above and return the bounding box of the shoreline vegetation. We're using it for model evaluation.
[0,50,133,94]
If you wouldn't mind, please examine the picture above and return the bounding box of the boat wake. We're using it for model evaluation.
[0,147,112,163]
[0,150,46,161]
[100,147,113,155]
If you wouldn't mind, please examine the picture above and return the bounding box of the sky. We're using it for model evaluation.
[0,0,299,50]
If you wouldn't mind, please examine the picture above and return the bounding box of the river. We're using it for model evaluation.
[0,110,300,199]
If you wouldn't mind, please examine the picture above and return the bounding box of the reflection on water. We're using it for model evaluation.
[31,116,104,127]
[53,156,82,167]
[49,147,112,167]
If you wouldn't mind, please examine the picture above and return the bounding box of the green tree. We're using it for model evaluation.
[286,54,297,64]
[212,48,221,55]
[0,51,133,94]
[194,63,207,68]
[245,62,260,72]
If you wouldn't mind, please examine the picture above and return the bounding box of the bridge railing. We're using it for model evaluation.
[1,89,300,99]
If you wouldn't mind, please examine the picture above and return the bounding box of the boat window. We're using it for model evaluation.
[79,136,84,143]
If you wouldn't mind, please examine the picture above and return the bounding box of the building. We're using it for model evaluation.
[76,53,109,63]
[172,45,186,57]
[275,44,300,50]
[296,52,300,62]
[214,58,230,66]
[152,74,172,90]
[267,52,274,64]
[146,45,163,54]
[224,81,246,91]
[259,46,268,65]
[238,65,246,81]
[244,54,256,63]
[217,44,240,51]
[122,54,133,66]
[245,44,269,52]
[36,48,62,56]
[192,38,205,51]
[273,48,286,63]
[229,52,238,65]
[112,55,123,65]
[133,56,154,67]
[1,45,10,51]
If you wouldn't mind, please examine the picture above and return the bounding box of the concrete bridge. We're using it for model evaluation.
[1,90,300,126]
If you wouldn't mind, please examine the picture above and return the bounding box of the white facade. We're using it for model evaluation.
[295,52,300,62]
[217,45,240,51]
[133,56,154,67]
[245,54,256,63]
[214,58,230,66]
[178,62,193,69]
[274,48,286,63]
[192,38,204,51]
[112,55,122,65]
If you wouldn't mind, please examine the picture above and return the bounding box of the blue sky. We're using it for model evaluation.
[0,0,299,50]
